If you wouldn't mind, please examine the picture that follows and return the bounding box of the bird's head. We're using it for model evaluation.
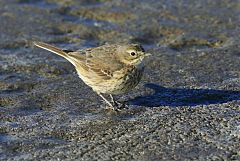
[117,44,151,66]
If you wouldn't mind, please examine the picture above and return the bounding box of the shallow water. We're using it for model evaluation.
[0,0,240,160]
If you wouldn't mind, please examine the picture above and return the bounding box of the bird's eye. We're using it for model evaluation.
[130,52,136,56]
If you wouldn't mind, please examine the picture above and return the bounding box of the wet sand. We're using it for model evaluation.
[0,0,239,160]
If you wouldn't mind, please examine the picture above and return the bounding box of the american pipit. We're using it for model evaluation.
[34,41,150,110]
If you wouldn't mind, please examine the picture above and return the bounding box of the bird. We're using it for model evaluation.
[33,41,150,110]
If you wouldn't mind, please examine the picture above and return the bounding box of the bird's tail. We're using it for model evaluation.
[33,41,77,66]
[33,41,69,58]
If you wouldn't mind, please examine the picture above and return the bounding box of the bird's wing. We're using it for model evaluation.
[67,46,124,80]
[34,42,123,80]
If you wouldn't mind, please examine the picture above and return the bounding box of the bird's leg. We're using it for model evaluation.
[110,94,119,106]
[109,94,115,103]
[98,93,114,109]
[109,94,125,109]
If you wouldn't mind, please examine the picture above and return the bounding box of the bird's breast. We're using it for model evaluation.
[106,64,144,94]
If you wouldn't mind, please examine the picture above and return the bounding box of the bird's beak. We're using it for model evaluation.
[144,53,151,57]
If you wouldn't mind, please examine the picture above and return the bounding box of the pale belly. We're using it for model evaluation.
[102,67,144,95]
[78,66,144,95]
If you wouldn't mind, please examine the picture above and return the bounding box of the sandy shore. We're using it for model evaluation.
[0,0,239,160]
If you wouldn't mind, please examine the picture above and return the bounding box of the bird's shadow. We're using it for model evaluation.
[128,83,240,107]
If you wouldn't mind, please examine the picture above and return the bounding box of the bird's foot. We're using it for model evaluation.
[113,101,128,110]
[104,104,121,112]
[103,101,127,111]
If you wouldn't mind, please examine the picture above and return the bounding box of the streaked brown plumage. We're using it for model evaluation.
[34,41,150,110]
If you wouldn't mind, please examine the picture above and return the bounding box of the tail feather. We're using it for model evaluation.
[33,41,77,66]
[33,41,68,58]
